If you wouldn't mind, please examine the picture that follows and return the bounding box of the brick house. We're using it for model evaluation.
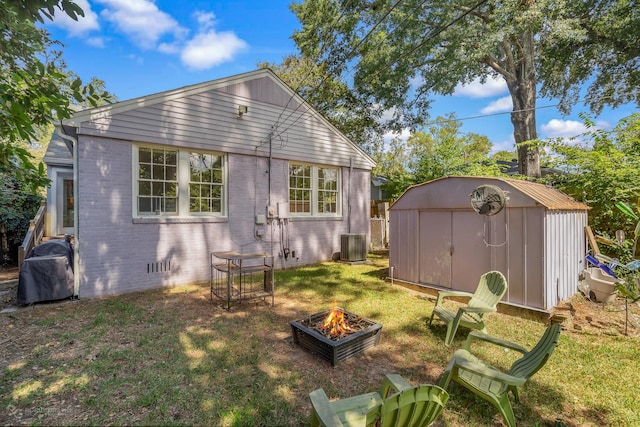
[44,69,375,298]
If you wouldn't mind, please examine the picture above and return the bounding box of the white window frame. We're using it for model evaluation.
[289,162,341,217]
[188,152,225,216]
[136,146,179,215]
[133,144,227,218]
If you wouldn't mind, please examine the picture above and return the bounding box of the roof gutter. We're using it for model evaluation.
[54,124,80,298]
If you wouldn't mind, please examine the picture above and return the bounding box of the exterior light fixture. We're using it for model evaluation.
[238,105,248,116]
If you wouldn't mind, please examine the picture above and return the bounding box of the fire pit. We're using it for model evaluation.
[290,307,382,366]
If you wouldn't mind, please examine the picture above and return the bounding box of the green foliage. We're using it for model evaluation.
[258,55,383,154]
[596,200,640,302]
[1,256,639,425]
[374,136,413,198]
[0,0,114,191]
[491,150,518,162]
[5,0,85,23]
[408,115,500,182]
[538,0,640,115]
[378,114,505,198]
[545,114,640,332]
[544,113,640,237]
[0,143,49,192]
[0,173,43,262]
[290,0,640,178]
[590,199,640,334]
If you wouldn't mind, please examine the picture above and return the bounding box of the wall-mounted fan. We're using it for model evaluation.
[470,185,506,215]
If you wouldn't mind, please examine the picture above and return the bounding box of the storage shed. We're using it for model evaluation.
[389,176,590,312]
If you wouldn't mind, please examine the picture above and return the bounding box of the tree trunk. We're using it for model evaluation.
[504,31,541,178]
[511,93,540,178]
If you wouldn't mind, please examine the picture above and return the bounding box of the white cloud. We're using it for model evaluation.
[155,10,248,70]
[180,30,247,70]
[86,37,106,48]
[409,74,424,89]
[158,42,180,54]
[97,0,186,49]
[194,11,216,31]
[379,106,398,122]
[490,137,516,155]
[540,119,591,138]
[128,54,144,65]
[54,1,248,70]
[49,0,100,36]
[481,96,512,114]
[454,75,508,98]
[383,129,411,147]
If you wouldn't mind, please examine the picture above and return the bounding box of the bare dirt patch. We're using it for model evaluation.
[2,264,639,338]
[555,292,640,338]
[0,266,18,309]
[1,260,639,426]
[0,265,18,281]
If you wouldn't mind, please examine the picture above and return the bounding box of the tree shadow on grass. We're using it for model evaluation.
[442,378,606,427]
[1,272,627,426]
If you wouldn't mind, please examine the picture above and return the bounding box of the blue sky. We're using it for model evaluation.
[44,0,637,154]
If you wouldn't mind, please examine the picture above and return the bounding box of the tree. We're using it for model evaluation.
[257,55,383,154]
[375,136,412,198]
[0,0,114,191]
[544,113,640,238]
[1,0,114,264]
[538,0,640,116]
[377,114,503,197]
[491,150,518,162]
[0,173,43,263]
[290,0,640,178]
[407,114,501,183]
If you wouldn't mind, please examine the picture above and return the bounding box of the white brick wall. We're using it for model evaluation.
[77,136,370,298]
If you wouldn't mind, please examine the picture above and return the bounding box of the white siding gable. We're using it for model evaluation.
[67,69,374,170]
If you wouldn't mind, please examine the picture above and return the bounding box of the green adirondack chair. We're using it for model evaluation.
[439,322,562,427]
[309,374,449,427]
[428,270,508,346]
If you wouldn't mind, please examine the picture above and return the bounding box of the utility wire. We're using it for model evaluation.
[424,103,560,126]
[275,0,489,137]
[358,0,489,91]
[421,94,622,127]
[271,0,407,134]
[268,0,355,137]
[275,0,626,141]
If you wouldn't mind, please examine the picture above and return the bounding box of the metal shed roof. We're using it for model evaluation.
[391,176,590,211]
[499,177,589,211]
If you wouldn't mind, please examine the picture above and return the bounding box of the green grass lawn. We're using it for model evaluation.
[1,252,639,426]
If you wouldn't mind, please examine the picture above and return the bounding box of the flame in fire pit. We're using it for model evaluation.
[291,308,383,365]
[322,304,353,338]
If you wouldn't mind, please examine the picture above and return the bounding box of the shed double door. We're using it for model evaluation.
[418,210,497,291]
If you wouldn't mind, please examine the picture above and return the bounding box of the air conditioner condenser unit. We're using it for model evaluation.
[340,234,366,262]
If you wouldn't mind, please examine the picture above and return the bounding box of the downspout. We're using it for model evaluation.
[267,130,274,262]
[55,124,80,298]
[348,157,353,233]
[268,129,272,205]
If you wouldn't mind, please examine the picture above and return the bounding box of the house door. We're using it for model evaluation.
[57,175,74,235]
